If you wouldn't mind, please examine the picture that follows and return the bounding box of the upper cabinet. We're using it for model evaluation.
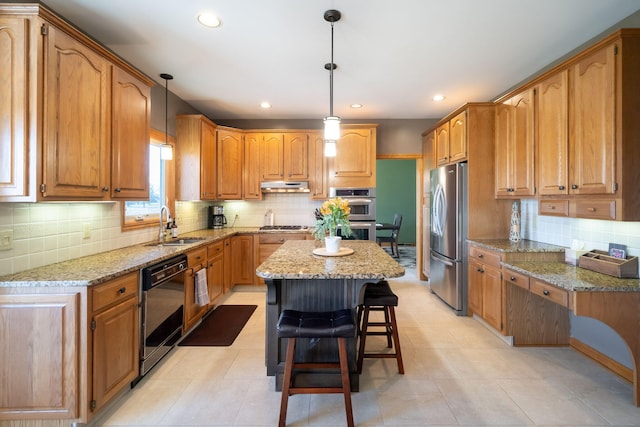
[216,127,244,200]
[308,132,328,199]
[435,111,466,166]
[494,88,535,198]
[243,133,262,200]
[0,5,154,202]
[176,114,217,201]
[328,125,377,188]
[260,132,309,181]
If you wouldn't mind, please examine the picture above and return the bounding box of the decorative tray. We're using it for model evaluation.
[312,247,354,257]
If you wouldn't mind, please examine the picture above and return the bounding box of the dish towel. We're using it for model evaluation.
[195,268,210,306]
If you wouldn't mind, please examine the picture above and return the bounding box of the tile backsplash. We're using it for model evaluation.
[0,194,323,276]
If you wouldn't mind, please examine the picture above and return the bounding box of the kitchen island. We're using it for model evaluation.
[256,240,404,391]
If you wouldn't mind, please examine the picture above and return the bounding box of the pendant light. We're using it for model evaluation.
[323,9,341,157]
[160,73,174,160]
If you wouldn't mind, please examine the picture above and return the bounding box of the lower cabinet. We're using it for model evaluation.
[184,247,208,332]
[90,272,139,414]
[231,234,255,286]
[254,233,310,284]
[206,240,225,306]
[468,247,504,332]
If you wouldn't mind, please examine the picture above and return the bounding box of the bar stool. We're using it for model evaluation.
[276,308,356,427]
[357,280,404,374]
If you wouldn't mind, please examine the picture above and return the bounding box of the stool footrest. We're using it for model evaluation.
[292,362,341,370]
[290,387,347,395]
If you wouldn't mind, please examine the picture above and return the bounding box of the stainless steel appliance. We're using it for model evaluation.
[430,163,468,315]
[139,254,187,377]
[208,205,227,229]
[259,225,309,231]
[261,181,310,193]
[329,187,376,241]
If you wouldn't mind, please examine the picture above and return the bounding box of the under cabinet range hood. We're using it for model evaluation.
[260,181,310,193]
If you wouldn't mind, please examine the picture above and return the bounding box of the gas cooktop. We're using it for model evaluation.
[259,225,309,231]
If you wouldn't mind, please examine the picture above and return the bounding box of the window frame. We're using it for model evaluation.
[120,128,175,231]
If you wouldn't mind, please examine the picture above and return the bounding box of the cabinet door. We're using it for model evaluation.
[201,119,218,200]
[0,292,80,419]
[467,258,484,316]
[422,131,435,196]
[309,132,328,199]
[231,235,254,285]
[43,25,110,199]
[92,295,139,412]
[435,122,450,166]
[537,70,569,196]
[494,103,512,197]
[207,254,224,305]
[330,127,376,187]
[243,133,262,199]
[0,17,29,199]
[482,265,503,332]
[261,133,284,180]
[448,111,467,163]
[284,133,309,180]
[217,129,243,199]
[510,89,535,196]
[184,266,208,332]
[111,66,150,200]
[223,237,232,293]
[570,43,616,195]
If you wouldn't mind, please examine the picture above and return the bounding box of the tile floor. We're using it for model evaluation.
[93,269,640,426]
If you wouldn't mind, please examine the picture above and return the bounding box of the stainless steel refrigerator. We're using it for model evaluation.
[429,162,468,315]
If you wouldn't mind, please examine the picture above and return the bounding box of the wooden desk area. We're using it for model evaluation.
[256,240,404,391]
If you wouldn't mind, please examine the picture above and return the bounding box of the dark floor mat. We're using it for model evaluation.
[178,304,257,346]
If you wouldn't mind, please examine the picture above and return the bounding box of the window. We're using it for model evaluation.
[121,129,175,230]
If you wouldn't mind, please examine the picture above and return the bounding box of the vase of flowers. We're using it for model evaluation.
[313,197,352,253]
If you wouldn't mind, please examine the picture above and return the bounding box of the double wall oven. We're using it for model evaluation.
[330,187,376,241]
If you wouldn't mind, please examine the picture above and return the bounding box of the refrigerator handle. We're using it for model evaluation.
[430,250,454,267]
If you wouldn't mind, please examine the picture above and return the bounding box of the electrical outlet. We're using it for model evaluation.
[82,223,91,239]
[0,229,13,250]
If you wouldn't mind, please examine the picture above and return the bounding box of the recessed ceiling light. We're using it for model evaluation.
[260,102,272,109]
[350,103,363,109]
[433,94,446,102]
[198,13,222,28]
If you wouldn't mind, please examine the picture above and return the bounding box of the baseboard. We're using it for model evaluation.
[570,337,633,383]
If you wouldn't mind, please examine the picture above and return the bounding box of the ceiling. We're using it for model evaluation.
[39,0,640,120]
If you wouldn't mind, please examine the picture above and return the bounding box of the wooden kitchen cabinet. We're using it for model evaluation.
[223,237,232,293]
[467,246,503,332]
[206,240,225,305]
[435,122,449,166]
[421,130,435,281]
[261,132,309,181]
[495,88,535,198]
[184,247,208,332]
[254,233,309,284]
[110,66,151,200]
[243,132,262,199]
[90,272,139,415]
[176,115,218,201]
[328,125,377,188]
[217,127,244,200]
[0,5,154,203]
[435,112,466,166]
[231,234,255,286]
[309,132,328,199]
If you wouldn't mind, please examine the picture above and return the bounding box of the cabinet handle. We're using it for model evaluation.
[510,276,516,281]
[115,188,121,193]
[571,184,578,189]
[279,239,285,243]
[543,290,550,296]
[478,253,483,258]
[118,287,126,294]
[477,268,484,273]
[558,185,565,190]
[587,207,596,212]
[102,186,109,192]
[549,205,556,210]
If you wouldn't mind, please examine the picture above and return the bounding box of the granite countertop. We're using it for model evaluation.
[503,261,640,292]
[0,227,266,288]
[468,238,566,253]
[256,240,405,280]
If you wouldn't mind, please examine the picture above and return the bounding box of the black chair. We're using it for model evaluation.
[277,309,356,427]
[376,214,402,258]
[357,280,404,374]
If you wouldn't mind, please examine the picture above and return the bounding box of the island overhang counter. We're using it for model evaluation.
[256,240,405,391]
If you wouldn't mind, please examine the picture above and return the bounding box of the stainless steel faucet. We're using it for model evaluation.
[159,205,170,244]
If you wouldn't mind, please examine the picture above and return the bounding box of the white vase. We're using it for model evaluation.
[325,236,342,253]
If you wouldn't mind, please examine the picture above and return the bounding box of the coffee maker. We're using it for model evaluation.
[208,205,227,229]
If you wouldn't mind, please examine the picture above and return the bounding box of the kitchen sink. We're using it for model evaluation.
[145,238,207,247]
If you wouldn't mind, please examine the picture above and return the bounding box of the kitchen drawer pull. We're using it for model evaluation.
[510,276,516,281]
[118,287,126,294]
[559,185,565,190]
[543,289,550,296]
[478,253,484,258]
[549,205,556,210]
[587,207,596,212]
[102,186,109,192]
[115,188,121,193]
[571,184,578,189]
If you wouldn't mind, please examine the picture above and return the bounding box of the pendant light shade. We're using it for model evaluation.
[323,10,341,157]
[160,73,174,160]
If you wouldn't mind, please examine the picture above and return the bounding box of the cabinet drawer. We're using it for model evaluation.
[207,240,224,259]
[92,271,138,312]
[187,247,207,267]
[468,246,501,268]
[539,200,569,217]
[530,279,568,307]
[258,233,308,244]
[504,268,530,290]
[570,199,616,220]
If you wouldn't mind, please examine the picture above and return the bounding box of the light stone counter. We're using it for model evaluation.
[256,240,405,280]
[467,238,566,253]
